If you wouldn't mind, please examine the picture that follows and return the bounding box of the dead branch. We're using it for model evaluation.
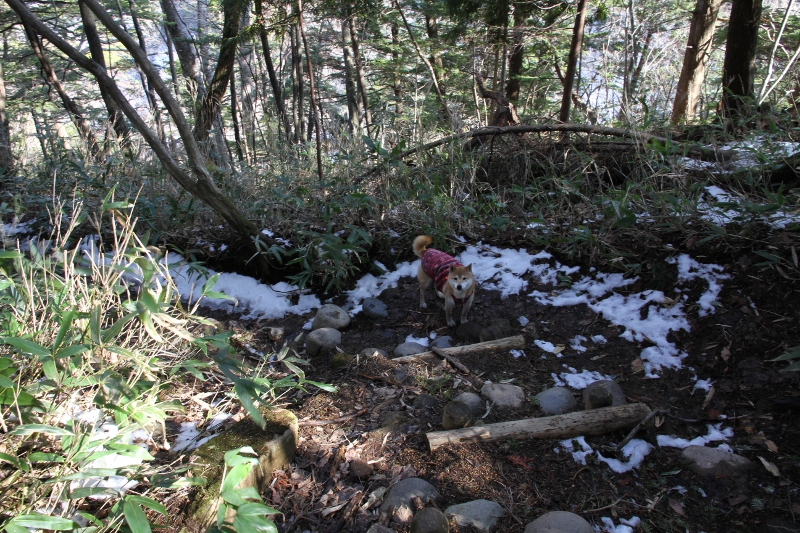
[426,403,652,451]
[298,408,368,427]
[392,336,526,365]
[393,123,735,161]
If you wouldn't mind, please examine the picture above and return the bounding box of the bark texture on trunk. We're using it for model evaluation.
[391,22,403,115]
[254,0,291,139]
[159,0,204,101]
[78,0,130,141]
[721,0,763,116]
[671,0,723,124]
[558,0,588,122]
[342,19,360,134]
[505,11,525,101]
[0,58,13,172]
[348,17,372,130]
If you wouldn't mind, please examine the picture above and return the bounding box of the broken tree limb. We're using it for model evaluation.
[392,123,735,162]
[425,403,652,451]
[431,346,471,374]
[392,335,525,365]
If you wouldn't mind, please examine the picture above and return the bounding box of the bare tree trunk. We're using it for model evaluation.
[254,0,291,140]
[505,11,524,101]
[424,14,444,88]
[0,58,13,173]
[237,10,256,156]
[160,0,203,102]
[193,0,245,143]
[391,22,403,115]
[297,0,323,181]
[394,0,451,125]
[78,0,130,142]
[230,73,245,161]
[125,0,165,141]
[628,30,651,95]
[291,22,305,143]
[671,0,723,124]
[342,19,360,134]
[21,20,99,153]
[163,22,179,97]
[348,16,372,132]
[721,0,763,116]
[559,0,588,122]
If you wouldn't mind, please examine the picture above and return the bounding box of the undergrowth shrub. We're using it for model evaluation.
[0,192,332,533]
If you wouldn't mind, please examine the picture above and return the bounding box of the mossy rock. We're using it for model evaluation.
[330,352,354,369]
[187,408,298,531]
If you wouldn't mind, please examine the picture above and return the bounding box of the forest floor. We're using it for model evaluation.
[163,228,800,533]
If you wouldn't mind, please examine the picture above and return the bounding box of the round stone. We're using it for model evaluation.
[362,297,389,319]
[524,511,593,533]
[305,328,341,356]
[442,401,473,430]
[312,304,351,331]
[536,387,577,415]
[411,508,449,533]
[394,342,428,357]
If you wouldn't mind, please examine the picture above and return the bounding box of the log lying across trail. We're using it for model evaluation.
[392,335,525,365]
[426,403,652,451]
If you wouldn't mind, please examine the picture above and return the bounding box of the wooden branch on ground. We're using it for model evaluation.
[425,403,652,451]
[431,346,471,374]
[392,335,525,365]
[392,123,736,161]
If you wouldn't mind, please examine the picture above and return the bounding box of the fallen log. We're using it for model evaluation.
[392,335,525,364]
[426,403,652,451]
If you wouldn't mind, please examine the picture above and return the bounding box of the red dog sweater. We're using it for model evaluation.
[421,248,464,294]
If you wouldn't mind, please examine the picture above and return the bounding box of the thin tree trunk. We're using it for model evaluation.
[391,22,403,115]
[342,18,360,134]
[559,0,588,122]
[297,0,323,181]
[237,9,256,156]
[163,22,179,97]
[505,10,524,101]
[230,73,245,161]
[424,13,444,88]
[21,19,99,153]
[193,0,245,143]
[0,57,13,173]
[291,22,305,143]
[160,0,203,102]
[348,17,372,131]
[721,0,763,116]
[78,0,130,142]
[671,0,723,124]
[394,0,451,125]
[254,0,291,140]
[126,0,165,141]
[628,30,651,95]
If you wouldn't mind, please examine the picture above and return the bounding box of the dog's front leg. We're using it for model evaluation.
[460,292,475,324]
[444,295,456,326]
[419,278,431,309]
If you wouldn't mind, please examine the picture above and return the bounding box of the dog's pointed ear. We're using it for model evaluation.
[466,264,472,272]
[449,265,456,273]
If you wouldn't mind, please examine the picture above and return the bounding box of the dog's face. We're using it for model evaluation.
[447,264,474,294]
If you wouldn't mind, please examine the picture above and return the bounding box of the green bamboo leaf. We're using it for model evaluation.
[10,424,73,436]
[770,346,800,361]
[55,344,90,359]
[89,305,102,345]
[236,502,281,517]
[221,463,252,493]
[0,388,43,408]
[101,311,137,343]
[234,383,265,429]
[303,380,337,393]
[7,513,76,530]
[140,312,164,343]
[28,452,65,463]
[53,309,76,352]
[1,337,50,357]
[0,452,29,472]
[0,375,14,388]
[123,499,151,533]
[126,495,167,515]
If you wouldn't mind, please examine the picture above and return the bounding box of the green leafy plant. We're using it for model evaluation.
[770,346,800,371]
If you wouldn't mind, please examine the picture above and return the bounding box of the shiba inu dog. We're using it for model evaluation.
[413,235,475,326]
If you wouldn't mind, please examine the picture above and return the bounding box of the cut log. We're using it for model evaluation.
[392,335,525,364]
[426,403,652,451]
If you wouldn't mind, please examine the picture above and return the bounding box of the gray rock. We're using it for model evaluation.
[413,393,438,410]
[479,326,507,342]
[455,322,482,342]
[360,347,388,358]
[394,342,428,357]
[442,401,472,430]
[411,508,449,533]
[454,392,485,419]
[305,328,341,356]
[682,445,755,477]
[312,304,351,331]
[362,297,389,319]
[430,336,453,349]
[536,387,577,415]
[481,382,525,409]
[350,459,374,480]
[583,380,626,410]
[379,478,440,525]
[524,511,593,533]
[445,499,505,533]
[489,318,513,334]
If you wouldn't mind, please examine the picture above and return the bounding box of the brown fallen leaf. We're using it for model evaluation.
[766,440,779,453]
[668,498,687,518]
[759,456,781,477]
[720,346,731,362]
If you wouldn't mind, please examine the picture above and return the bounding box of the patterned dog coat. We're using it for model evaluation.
[421,248,464,294]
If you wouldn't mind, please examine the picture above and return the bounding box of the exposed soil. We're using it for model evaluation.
[170,238,800,533]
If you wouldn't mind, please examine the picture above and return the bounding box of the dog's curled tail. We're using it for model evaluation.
[412,235,433,257]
